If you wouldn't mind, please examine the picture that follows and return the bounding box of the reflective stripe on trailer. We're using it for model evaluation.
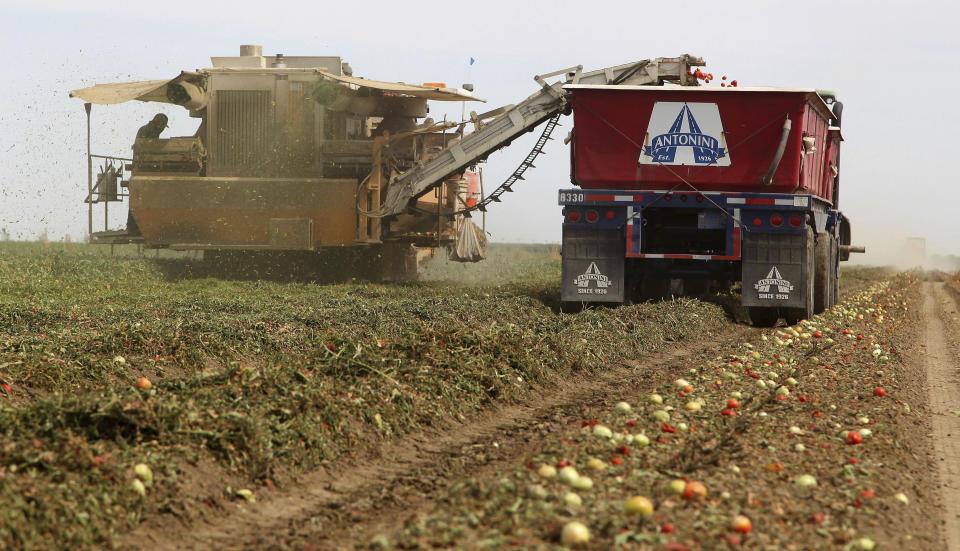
[576,194,801,206]
[733,225,741,258]
[626,205,638,255]
[726,198,798,206]
[584,194,645,202]
[581,191,736,203]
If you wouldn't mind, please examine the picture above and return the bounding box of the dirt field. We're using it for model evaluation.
[1,243,958,550]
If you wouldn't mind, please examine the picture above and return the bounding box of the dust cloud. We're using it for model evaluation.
[850,225,960,272]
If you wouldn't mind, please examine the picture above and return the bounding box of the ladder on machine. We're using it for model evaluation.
[472,113,561,214]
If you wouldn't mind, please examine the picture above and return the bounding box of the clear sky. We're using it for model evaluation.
[1,0,957,264]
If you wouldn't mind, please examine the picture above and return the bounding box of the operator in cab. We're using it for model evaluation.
[136,113,168,139]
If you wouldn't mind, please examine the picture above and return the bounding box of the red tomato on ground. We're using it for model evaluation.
[682,481,707,500]
[731,514,752,533]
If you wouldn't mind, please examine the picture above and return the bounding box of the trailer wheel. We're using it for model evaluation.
[814,232,837,314]
[748,307,780,327]
[783,227,815,326]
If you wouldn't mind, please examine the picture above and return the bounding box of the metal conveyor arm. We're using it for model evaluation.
[378,55,704,217]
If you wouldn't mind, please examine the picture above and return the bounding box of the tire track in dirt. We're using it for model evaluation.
[922,282,960,550]
[127,321,762,550]
[302,276,883,549]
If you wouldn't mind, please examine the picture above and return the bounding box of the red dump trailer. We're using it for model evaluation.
[559,85,860,325]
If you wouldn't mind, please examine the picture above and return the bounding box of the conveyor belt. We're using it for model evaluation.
[377,55,704,217]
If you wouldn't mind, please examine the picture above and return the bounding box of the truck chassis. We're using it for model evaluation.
[559,189,852,325]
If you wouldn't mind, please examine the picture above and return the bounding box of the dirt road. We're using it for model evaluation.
[923,282,960,550]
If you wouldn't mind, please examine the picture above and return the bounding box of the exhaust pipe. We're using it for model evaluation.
[840,245,866,255]
[762,116,792,186]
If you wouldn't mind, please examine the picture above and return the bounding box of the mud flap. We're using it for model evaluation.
[561,228,624,303]
[741,230,812,310]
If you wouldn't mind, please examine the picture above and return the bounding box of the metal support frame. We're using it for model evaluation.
[85,103,92,242]
[357,136,386,243]
[84,102,141,245]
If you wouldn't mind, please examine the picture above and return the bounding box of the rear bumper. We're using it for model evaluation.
[559,189,838,304]
[559,189,834,260]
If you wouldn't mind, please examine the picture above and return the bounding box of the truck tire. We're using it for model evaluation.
[711,279,733,294]
[639,277,670,302]
[814,232,837,314]
[622,269,641,306]
[748,307,780,327]
[832,252,841,307]
[783,227,815,326]
[682,279,711,297]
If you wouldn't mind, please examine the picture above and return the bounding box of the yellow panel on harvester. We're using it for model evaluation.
[129,176,357,249]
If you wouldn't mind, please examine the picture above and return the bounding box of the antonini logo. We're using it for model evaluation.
[574,262,610,295]
[754,266,794,300]
[639,102,730,167]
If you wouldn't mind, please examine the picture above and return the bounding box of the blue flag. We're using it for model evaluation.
[469,57,476,66]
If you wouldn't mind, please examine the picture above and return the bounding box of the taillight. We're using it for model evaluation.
[753,217,762,227]
[567,210,580,222]
[789,215,804,227]
[605,210,615,220]
[585,210,599,223]
[770,214,783,227]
